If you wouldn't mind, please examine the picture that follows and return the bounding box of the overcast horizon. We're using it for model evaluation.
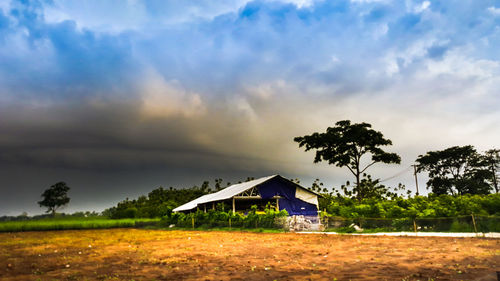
[1,0,499,216]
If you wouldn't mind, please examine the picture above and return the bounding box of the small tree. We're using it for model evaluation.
[38,182,71,216]
[294,120,401,200]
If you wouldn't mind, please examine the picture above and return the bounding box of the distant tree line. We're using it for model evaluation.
[102,185,209,219]
[102,178,256,219]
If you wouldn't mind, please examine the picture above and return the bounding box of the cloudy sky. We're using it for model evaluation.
[1,0,499,215]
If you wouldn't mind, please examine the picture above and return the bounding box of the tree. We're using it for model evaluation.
[38,182,71,216]
[294,120,401,200]
[484,149,500,193]
[415,145,492,195]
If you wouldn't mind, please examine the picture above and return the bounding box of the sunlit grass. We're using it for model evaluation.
[0,218,160,232]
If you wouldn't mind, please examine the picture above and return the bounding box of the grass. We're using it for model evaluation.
[0,217,160,232]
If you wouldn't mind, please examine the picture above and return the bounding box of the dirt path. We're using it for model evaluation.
[1,229,499,280]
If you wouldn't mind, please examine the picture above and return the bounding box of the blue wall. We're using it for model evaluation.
[257,177,318,216]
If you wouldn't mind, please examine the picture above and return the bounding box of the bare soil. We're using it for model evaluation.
[0,229,499,280]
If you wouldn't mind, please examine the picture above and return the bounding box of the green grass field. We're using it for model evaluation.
[0,217,160,232]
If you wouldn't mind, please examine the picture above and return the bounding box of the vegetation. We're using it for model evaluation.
[102,184,211,219]
[318,193,500,218]
[162,204,288,229]
[0,215,159,232]
[416,146,494,195]
[484,148,500,193]
[102,178,256,219]
[38,182,71,216]
[294,120,401,200]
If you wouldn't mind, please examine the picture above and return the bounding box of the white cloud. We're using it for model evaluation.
[414,1,430,13]
[421,50,500,80]
[275,0,317,8]
[244,80,289,101]
[350,0,391,3]
[231,96,258,121]
[139,71,205,119]
[487,6,500,16]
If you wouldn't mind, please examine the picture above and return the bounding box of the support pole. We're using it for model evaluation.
[232,197,235,214]
[276,197,279,212]
[413,219,417,233]
[212,202,215,210]
[204,204,206,213]
[412,165,420,196]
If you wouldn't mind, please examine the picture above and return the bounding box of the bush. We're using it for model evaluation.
[162,205,289,230]
[449,219,473,232]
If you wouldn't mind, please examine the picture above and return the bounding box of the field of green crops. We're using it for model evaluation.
[0,217,160,232]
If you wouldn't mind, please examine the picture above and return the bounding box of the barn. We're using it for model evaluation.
[173,175,320,216]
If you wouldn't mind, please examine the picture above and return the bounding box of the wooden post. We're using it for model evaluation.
[232,197,235,214]
[204,204,206,213]
[471,213,478,234]
[413,219,417,233]
[276,198,279,212]
[191,216,195,229]
[229,218,232,229]
[212,202,215,210]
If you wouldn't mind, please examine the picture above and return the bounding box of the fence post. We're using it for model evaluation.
[413,219,417,233]
[471,213,478,234]
[191,216,195,229]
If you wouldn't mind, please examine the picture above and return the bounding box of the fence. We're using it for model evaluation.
[321,215,500,233]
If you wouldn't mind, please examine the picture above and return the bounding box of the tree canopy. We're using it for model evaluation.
[416,145,493,195]
[38,182,71,215]
[294,120,401,200]
[484,149,499,193]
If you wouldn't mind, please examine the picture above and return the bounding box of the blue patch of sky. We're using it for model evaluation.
[0,0,499,101]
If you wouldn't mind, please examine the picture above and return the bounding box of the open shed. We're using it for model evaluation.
[173,175,320,216]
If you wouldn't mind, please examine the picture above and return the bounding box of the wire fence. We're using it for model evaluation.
[321,214,500,233]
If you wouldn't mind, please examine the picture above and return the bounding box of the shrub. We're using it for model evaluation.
[162,205,289,229]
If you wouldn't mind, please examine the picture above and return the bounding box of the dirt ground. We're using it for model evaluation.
[0,229,499,281]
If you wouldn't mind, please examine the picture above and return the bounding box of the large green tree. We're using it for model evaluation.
[416,145,493,195]
[484,148,499,193]
[294,120,401,200]
[38,182,71,216]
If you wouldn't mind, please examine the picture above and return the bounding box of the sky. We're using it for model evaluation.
[0,0,499,216]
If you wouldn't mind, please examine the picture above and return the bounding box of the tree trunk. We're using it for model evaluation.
[491,166,498,193]
[356,166,361,200]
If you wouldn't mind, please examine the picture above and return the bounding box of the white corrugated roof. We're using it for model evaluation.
[173,175,278,212]
[172,194,217,213]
